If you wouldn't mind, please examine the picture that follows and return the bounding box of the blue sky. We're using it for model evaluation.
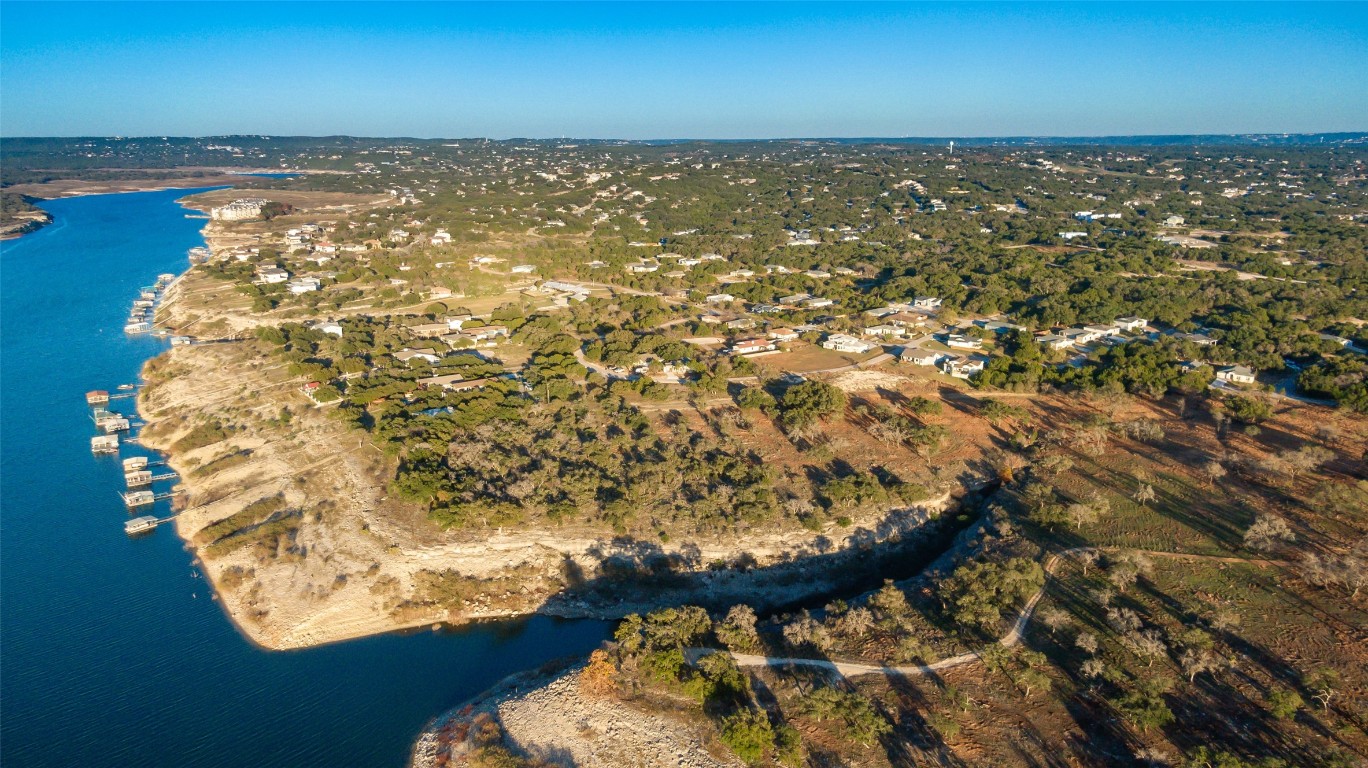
[2,2,1365,138]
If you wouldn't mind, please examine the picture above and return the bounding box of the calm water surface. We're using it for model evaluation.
[0,189,609,767]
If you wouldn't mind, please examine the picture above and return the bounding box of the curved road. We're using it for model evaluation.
[691,547,1285,679]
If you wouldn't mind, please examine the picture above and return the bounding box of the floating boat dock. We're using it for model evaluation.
[125,514,176,535]
[124,469,177,488]
[121,488,181,508]
[91,435,120,454]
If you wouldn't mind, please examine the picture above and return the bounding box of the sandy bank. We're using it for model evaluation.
[412,664,740,768]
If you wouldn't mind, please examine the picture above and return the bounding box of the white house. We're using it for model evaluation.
[803,297,835,309]
[510,264,536,274]
[899,347,945,366]
[863,324,902,337]
[912,296,943,310]
[767,327,800,342]
[779,293,812,305]
[945,333,984,350]
[1216,365,1257,385]
[394,348,443,364]
[940,356,986,379]
[287,277,321,294]
[1163,215,1185,227]
[821,334,875,354]
[1038,334,1073,351]
[257,266,290,284]
[729,337,777,356]
[705,293,735,304]
[1115,316,1148,332]
[318,321,344,337]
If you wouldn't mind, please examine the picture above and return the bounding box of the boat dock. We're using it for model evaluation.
[125,514,177,535]
[124,470,177,488]
[91,435,119,454]
[121,488,182,508]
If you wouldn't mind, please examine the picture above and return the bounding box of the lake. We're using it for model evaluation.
[0,188,609,768]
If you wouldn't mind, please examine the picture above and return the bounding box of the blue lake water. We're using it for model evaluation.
[0,189,609,767]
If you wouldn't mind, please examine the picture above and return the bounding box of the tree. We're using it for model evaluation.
[798,686,892,745]
[1180,648,1223,682]
[1266,688,1303,721]
[940,558,1045,632]
[1075,631,1100,655]
[1133,483,1157,507]
[715,604,759,651]
[778,380,847,429]
[1039,607,1070,636]
[1243,513,1295,551]
[1306,667,1339,710]
[1204,460,1227,488]
[719,708,775,765]
[1113,677,1175,732]
[579,649,618,696]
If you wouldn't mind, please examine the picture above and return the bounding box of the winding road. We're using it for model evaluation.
[691,547,1286,679]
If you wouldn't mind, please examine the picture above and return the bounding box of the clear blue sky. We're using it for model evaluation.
[2,2,1365,138]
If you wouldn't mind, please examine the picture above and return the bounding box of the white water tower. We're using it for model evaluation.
[948,140,955,156]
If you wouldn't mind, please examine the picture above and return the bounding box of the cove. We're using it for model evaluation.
[0,188,610,768]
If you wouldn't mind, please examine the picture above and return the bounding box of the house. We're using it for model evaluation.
[912,296,942,310]
[779,293,812,305]
[821,334,876,354]
[1319,333,1352,348]
[945,333,984,350]
[899,347,945,366]
[1038,334,1073,351]
[461,325,510,342]
[318,321,344,337]
[887,312,928,328]
[287,277,321,294]
[1184,332,1219,346]
[864,306,900,319]
[804,269,831,279]
[1059,231,1089,240]
[257,266,290,284]
[1084,323,1119,337]
[417,373,492,392]
[975,319,1023,335]
[726,318,756,331]
[1115,316,1148,332]
[431,229,452,245]
[1163,215,1185,227]
[1179,360,1207,374]
[1064,328,1102,345]
[729,337,777,356]
[940,355,986,379]
[394,348,442,364]
[750,304,782,314]
[705,293,735,304]
[803,297,835,309]
[767,327,800,342]
[626,263,659,274]
[210,198,268,221]
[1216,365,1257,385]
[388,228,410,241]
[409,323,453,338]
[510,264,536,274]
[863,324,902,337]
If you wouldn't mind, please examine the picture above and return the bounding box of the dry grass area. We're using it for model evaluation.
[137,343,962,649]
